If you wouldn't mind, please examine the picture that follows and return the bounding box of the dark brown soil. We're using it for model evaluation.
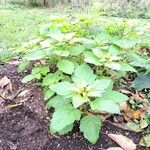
[0,63,148,150]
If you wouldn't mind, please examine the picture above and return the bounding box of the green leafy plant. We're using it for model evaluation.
[127,52,150,91]
[18,16,147,144]
[48,63,128,143]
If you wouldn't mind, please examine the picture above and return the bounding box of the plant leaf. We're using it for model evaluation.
[100,91,129,103]
[47,96,71,109]
[18,61,30,73]
[24,50,45,60]
[90,99,120,114]
[72,63,96,86]
[21,75,34,83]
[72,95,90,108]
[57,60,75,74]
[58,124,74,135]
[43,74,57,86]
[54,50,70,57]
[88,79,113,97]
[50,81,75,96]
[108,134,136,150]
[140,134,150,147]
[95,31,110,43]
[108,45,121,56]
[84,51,101,66]
[43,72,64,86]
[80,115,101,144]
[44,90,55,101]
[50,104,81,132]
[82,38,97,49]
[126,52,147,68]
[92,48,103,58]
[107,147,123,150]
[132,73,150,91]
[40,66,49,75]
[106,62,136,72]
[69,45,86,56]
[126,121,142,132]
[113,39,137,49]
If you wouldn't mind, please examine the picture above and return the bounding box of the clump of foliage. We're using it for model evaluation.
[18,16,149,144]
[0,48,18,63]
[91,0,150,19]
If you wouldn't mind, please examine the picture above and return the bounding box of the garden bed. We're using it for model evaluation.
[0,63,148,150]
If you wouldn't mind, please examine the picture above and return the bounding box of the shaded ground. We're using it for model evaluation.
[0,63,148,150]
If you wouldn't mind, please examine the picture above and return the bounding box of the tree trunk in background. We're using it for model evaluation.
[43,0,47,6]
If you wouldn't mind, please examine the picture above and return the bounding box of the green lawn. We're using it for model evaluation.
[0,6,68,49]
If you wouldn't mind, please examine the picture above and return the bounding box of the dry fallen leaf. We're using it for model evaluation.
[132,109,142,120]
[17,90,30,97]
[107,147,123,150]
[131,91,143,102]
[108,134,136,150]
[6,103,23,109]
[0,76,11,89]
[122,104,143,121]
[0,76,12,97]
[119,102,129,112]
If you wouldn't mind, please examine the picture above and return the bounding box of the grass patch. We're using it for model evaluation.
[0,8,52,48]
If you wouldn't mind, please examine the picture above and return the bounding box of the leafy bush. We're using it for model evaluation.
[18,16,148,143]
[91,0,150,19]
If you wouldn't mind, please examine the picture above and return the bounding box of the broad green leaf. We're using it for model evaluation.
[92,48,103,58]
[50,81,75,96]
[57,60,75,74]
[72,95,90,108]
[100,91,128,103]
[54,50,70,57]
[126,121,143,132]
[90,99,120,114]
[43,74,57,86]
[40,24,62,38]
[69,45,86,56]
[47,96,71,109]
[82,39,97,49]
[95,31,110,43]
[50,104,81,132]
[127,52,150,71]
[21,75,34,83]
[126,52,146,67]
[132,73,150,91]
[88,79,112,97]
[72,63,96,86]
[43,72,64,86]
[58,124,74,135]
[40,24,53,35]
[113,39,137,49]
[44,90,55,101]
[84,51,101,66]
[35,73,41,79]
[40,66,49,75]
[24,50,45,60]
[40,39,52,48]
[105,62,121,70]
[106,62,137,72]
[18,61,30,73]
[80,115,101,144]
[108,45,120,56]
[31,67,41,75]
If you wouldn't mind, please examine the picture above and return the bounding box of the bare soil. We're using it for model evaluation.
[0,63,148,150]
